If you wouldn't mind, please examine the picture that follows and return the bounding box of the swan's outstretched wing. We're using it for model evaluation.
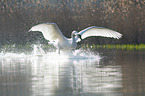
[29,23,66,42]
[76,26,122,42]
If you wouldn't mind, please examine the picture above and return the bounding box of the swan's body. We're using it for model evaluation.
[29,23,122,54]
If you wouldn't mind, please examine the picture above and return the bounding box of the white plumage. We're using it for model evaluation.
[77,26,122,41]
[29,23,66,42]
[29,23,122,54]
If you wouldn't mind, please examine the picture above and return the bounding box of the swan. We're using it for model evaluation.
[29,23,122,54]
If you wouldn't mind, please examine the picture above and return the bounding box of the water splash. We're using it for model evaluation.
[0,44,101,61]
[32,45,101,60]
[32,45,46,55]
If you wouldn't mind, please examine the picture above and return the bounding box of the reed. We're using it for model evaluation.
[87,44,145,50]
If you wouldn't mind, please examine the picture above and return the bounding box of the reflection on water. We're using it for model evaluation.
[0,49,145,96]
[116,51,145,96]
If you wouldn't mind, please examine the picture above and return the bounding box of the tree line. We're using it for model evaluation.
[0,0,144,45]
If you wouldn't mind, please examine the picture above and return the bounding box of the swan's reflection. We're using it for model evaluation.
[0,51,122,96]
[0,54,31,96]
[30,53,122,96]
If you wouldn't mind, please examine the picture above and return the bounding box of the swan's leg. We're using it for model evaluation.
[58,49,60,55]
[56,49,60,55]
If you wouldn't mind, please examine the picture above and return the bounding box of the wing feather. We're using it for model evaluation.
[77,26,122,42]
[29,23,66,42]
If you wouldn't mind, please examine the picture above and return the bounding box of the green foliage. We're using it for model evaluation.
[82,43,145,50]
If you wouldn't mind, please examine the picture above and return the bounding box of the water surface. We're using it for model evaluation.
[0,49,145,96]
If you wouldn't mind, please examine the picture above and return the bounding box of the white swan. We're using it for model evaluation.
[29,23,122,54]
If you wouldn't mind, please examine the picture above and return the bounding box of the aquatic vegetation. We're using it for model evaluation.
[82,43,145,50]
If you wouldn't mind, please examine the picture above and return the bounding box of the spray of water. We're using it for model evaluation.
[0,44,101,61]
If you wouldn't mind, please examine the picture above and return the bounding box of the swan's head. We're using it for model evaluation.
[71,31,78,38]
[72,31,78,35]
[72,31,82,40]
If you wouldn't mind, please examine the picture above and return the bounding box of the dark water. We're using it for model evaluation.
[0,50,145,96]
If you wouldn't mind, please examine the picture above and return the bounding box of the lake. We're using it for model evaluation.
[0,48,145,96]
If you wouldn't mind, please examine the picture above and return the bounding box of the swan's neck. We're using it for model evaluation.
[71,33,76,43]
